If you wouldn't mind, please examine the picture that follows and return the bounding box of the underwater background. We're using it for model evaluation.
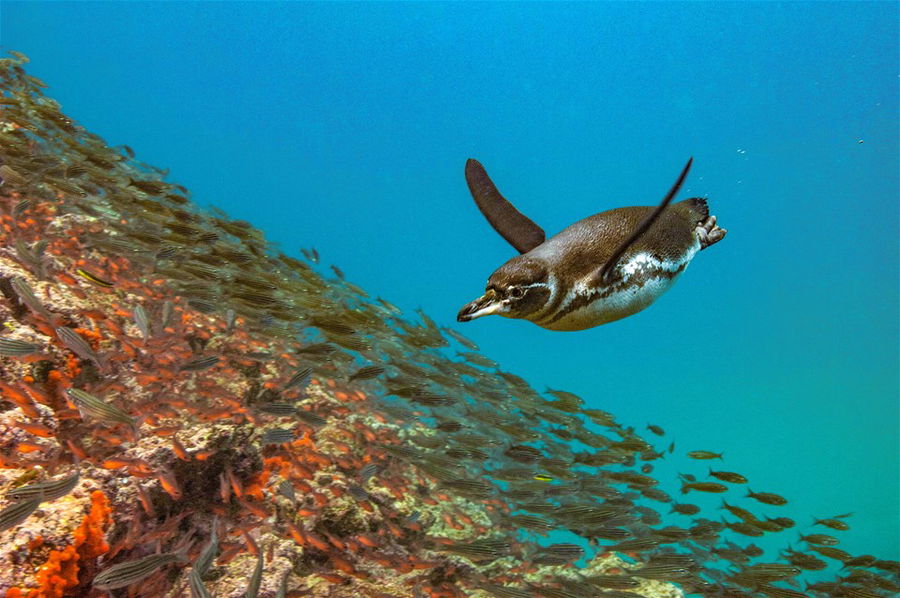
[0,1,897,596]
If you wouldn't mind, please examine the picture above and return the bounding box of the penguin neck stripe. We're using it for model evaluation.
[534,272,566,323]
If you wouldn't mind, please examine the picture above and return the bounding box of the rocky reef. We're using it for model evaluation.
[0,51,896,598]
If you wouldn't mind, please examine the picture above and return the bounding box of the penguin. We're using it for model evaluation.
[456,158,726,331]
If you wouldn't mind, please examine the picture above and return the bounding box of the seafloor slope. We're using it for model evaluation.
[0,52,896,598]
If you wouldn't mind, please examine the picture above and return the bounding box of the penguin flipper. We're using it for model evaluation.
[590,157,694,285]
[465,159,546,254]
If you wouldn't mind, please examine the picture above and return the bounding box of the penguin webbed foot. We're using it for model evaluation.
[697,215,727,250]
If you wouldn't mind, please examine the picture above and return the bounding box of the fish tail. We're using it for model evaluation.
[173,536,194,563]
[90,351,111,373]
[680,196,710,222]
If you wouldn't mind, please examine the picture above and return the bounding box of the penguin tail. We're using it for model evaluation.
[679,196,710,221]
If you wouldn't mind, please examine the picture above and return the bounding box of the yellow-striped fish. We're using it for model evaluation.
[75,268,114,288]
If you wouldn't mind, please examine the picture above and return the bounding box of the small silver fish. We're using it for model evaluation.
[275,572,289,598]
[284,367,312,390]
[160,300,174,329]
[66,388,139,438]
[359,463,381,483]
[277,480,295,502]
[258,403,297,416]
[155,245,181,260]
[261,428,294,445]
[709,468,748,484]
[245,553,263,598]
[14,240,46,279]
[93,550,188,590]
[179,356,220,372]
[440,327,480,351]
[347,485,370,501]
[349,365,385,382]
[56,327,107,370]
[440,538,511,561]
[301,247,319,264]
[687,450,724,460]
[0,337,41,356]
[746,489,789,506]
[188,568,212,598]
[0,496,42,531]
[12,198,32,220]
[133,304,151,339]
[6,471,79,502]
[192,517,219,577]
[296,410,327,428]
[225,308,237,334]
[532,543,584,565]
[11,277,52,321]
[188,299,217,314]
[457,351,499,370]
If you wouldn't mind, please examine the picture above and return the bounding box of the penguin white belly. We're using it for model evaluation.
[538,245,700,331]
[542,275,682,331]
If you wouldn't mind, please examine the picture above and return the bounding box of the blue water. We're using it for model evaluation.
[4,1,897,563]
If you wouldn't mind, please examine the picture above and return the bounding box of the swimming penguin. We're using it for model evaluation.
[457,158,726,331]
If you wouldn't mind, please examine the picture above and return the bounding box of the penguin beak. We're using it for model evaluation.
[457,288,503,322]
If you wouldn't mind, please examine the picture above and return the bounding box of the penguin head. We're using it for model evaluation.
[457,257,550,323]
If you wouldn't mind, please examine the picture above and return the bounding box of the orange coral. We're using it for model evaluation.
[74,491,111,560]
[29,545,78,598]
[9,490,111,598]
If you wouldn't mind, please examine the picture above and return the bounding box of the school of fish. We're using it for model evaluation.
[0,51,896,598]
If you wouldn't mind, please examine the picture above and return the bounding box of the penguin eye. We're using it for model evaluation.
[508,286,525,300]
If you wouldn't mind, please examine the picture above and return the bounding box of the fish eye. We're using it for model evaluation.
[509,286,525,299]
